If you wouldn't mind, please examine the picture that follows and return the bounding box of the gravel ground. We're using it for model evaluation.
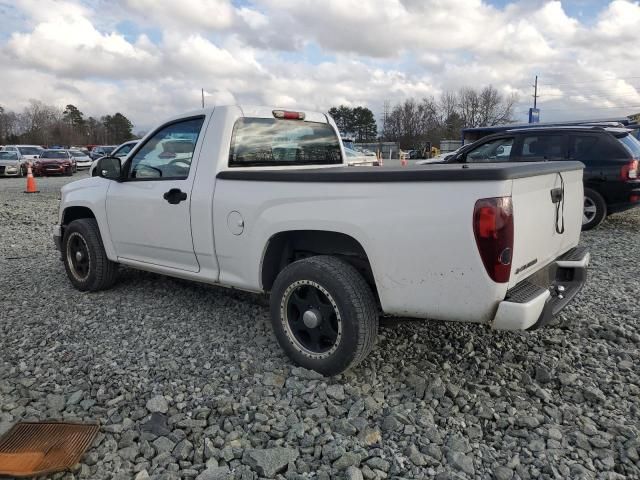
[0,173,639,480]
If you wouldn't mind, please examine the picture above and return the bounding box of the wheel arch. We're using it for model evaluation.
[260,230,379,301]
[62,206,96,226]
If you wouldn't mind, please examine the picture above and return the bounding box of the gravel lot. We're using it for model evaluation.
[0,173,639,480]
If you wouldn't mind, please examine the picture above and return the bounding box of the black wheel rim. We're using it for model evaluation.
[282,280,342,358]
[66,232,91,281]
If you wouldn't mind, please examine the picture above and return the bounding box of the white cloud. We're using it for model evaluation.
[1,0,640,130]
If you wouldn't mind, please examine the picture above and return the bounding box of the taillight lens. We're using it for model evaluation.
[473,197,514,283]
[621,159,638,180]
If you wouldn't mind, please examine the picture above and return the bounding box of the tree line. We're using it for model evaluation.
[0,100,135,146]
[330,85,517,150]
[382,86,518,150]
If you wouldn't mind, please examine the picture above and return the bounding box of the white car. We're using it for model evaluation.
[69,150,92,169]
[0,150,27,176]
[344,147,380,166]
[1,144,43,165]
[55,105,589,375]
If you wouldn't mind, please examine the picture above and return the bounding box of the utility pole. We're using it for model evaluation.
[533,75,538,109]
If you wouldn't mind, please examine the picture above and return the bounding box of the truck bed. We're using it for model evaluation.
[216,161,584,182]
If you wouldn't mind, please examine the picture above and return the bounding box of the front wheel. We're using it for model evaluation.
[269,256,378,376]
[63,218,118,291]
[582,188,607,231]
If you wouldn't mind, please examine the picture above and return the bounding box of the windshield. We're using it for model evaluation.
[101,146,115,154]
[70,151,87,157]
[229,118,342,167]
[42,151,68,159]
[0,151,18,160]
[618,134,640,158]
[18,147,42,156]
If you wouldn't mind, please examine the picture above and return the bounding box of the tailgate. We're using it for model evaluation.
[509,166,583,288]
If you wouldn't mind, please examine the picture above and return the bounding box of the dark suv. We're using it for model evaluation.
[445,126,640,230]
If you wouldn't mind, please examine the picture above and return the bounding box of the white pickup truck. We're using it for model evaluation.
[54,105,590,375]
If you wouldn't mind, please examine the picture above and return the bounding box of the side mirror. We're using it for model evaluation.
[496,146,505,155]
[96,156,122,180]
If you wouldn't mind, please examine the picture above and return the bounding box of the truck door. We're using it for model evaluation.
[105,116,205,272]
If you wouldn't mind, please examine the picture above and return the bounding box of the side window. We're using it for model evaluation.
[569,135,599,165]
[466,137,514,163]
[116,144,133,158]
[520,135,565,160]
[127,117,204,180]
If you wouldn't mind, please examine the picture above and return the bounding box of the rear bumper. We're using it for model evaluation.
[492,247,589,331]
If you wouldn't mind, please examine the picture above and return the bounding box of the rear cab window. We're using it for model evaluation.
[229,118,342,167]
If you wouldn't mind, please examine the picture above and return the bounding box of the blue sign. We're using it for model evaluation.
[529,108,540,124]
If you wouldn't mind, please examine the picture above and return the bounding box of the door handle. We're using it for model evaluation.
[163,188,187,205]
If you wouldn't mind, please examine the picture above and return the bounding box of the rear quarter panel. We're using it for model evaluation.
[213,178,513,323]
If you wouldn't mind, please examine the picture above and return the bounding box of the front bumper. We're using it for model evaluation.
[492,247,590,331]
[0,165,20,176]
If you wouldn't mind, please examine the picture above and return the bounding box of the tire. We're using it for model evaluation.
[62,218,118,291]
[582,188,607,231]
[65,167,73,176]
[18,165,24,177]
[269,255,378,376]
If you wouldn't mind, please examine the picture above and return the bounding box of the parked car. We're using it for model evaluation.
[0,151,28,176]
[90,140,139,176]
[89,145,117,160]
[54,106,589,375]
[344,147,380,166]
[1,145,43,164]
[444,126,640,230]
[69,149,92,169]
[33,149,74,176]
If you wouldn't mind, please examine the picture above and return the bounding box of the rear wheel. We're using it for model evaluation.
[270,255,378,376]
[582,188,607,231]
[63,218,118,291]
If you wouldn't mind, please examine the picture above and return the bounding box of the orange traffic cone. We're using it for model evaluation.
[24,164,39,193]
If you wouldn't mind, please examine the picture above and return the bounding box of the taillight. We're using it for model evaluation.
[621,159,638,180]
[273,110,305,120]
[473,197,514,283]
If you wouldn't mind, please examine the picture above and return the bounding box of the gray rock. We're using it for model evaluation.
[326,384,345,401]
[66,390,84,406]
[46,394,65,411]
[447,451,474,475]
[146,395,169,414]
[153,436,176,454]
[494,466,513,480]
[333,452,361,470]
[345,466,364,480]
[134,470,150,480]
[195,466,230,480]
[173,438,194,461]
[242,447,299,477]
[535,366,552,384]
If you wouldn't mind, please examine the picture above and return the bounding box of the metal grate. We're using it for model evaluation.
[0,421,99,477]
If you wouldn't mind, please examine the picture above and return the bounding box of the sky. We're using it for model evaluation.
[0,0,639,131]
